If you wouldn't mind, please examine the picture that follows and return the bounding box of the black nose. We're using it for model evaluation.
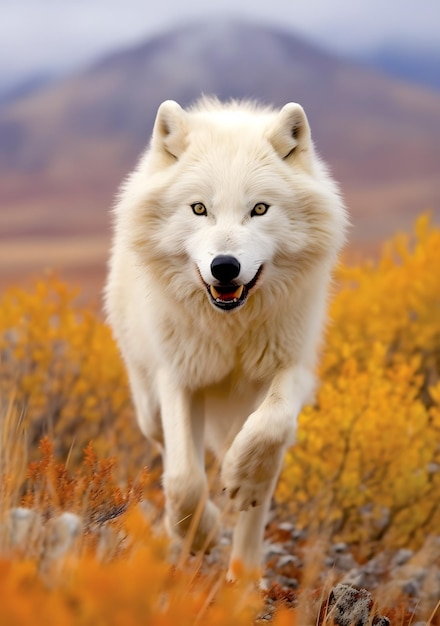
[211,255,241,283]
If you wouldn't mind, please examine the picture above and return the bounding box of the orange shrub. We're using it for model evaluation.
[0,506,261,626]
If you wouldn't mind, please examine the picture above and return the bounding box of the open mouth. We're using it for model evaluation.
[205,266,263,311]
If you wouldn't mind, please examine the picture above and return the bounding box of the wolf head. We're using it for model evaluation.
[120,98,347,313]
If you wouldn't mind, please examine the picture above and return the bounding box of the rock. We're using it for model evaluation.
[392,548,413,568]
[265,542,288,560]
[276,575,298,590]
[7,507,43,552]
[401,579,420,597]
[326,552,357,573]
[278,522,295,533]
[341,568,365,588]
[277,554,302,569]
[328,583,372,626]
[333,542,348,553]
[336,553,358,572]
[44,512,82,560]
[292,528,307,541]
[328,583,389,626]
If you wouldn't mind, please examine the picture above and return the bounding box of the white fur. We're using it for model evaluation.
[105,97,348,575]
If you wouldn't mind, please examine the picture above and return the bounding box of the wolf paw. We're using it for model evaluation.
[221,430,284,511]
[164,476,221,553]
[166,498,220,553]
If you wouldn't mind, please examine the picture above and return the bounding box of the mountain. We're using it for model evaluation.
[0,72,56,105]
[359,45,440,92]
[1,20,439,294]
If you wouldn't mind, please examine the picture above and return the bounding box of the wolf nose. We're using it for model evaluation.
[211,255,241,283]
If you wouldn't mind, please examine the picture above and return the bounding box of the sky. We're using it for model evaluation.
[1,0,439,87]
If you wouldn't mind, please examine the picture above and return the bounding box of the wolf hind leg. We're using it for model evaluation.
[127,363,163,444]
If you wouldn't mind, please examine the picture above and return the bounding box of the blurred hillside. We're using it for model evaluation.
[359,44,440,91]
[1,20,439,297]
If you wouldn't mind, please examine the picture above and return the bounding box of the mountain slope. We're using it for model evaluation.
[0,20,439,288]
[359,45,440,92]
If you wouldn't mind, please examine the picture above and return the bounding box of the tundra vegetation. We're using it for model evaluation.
[0,214,439,625]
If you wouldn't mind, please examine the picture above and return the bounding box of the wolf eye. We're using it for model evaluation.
[251,203,269,217]
[191,202,207,216]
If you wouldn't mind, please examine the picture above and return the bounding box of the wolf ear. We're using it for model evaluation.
[268,103,311,161]
[152,100,188,159]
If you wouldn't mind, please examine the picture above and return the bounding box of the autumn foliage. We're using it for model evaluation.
[0,215,440,624]
[0,277,143,471]
[277,214,440,554]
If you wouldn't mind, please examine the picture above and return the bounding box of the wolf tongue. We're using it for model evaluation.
[210,285,244,301]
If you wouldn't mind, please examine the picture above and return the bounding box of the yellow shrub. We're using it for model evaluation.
[0,277,144,473]
[277,215,440,552]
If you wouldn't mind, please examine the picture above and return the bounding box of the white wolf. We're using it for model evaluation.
[105,97,347,575]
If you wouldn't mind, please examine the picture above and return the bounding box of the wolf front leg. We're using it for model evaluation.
[221,365,315,571]
[157,370,220,553]
[227,466,283,580]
